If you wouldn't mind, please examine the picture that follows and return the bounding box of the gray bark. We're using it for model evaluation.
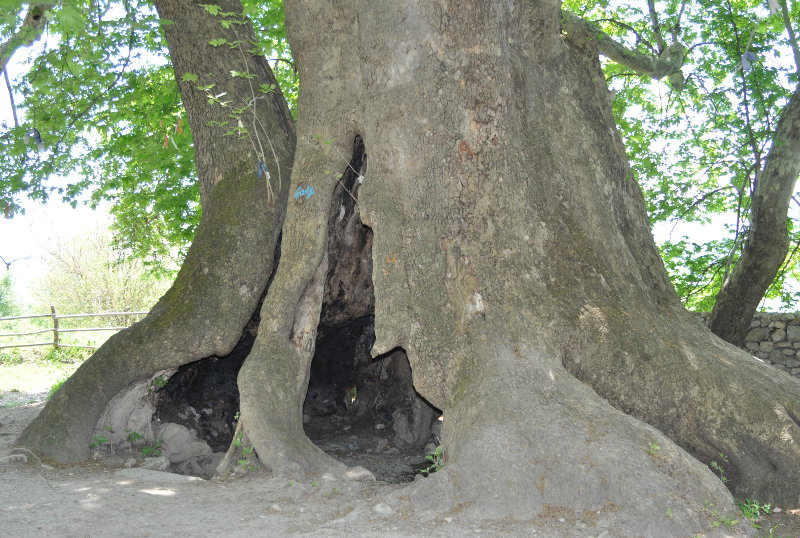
[17,0,293,463]
[235,0,799,533]
[708,87,800,347]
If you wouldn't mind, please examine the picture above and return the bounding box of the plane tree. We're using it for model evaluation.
[3,0,800,535]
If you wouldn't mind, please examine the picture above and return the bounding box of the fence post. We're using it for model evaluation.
[51,305,59,349]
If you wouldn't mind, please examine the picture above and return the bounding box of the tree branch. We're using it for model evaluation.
[647,0,667,53]
[778,0,800,77]
[561,10,686,88]
[0,4,53,75]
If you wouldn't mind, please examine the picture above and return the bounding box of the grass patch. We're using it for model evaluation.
[0,358,81,394]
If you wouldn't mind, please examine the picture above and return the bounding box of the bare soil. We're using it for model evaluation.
[2,391,798,537]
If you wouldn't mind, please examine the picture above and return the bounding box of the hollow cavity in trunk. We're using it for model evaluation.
[301,136,441,482]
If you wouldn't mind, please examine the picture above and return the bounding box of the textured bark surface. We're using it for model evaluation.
[17,0,293,463]
[709,87,800,347]
[232,0,800,533]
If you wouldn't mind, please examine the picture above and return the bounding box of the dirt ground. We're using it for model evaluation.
[2,392,798,537]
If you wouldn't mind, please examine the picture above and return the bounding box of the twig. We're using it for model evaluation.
[2,68,19,127]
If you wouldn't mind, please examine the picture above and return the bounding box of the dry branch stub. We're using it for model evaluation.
[301,136,442,483]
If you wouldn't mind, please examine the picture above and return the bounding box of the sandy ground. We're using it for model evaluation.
[1,392,798,537]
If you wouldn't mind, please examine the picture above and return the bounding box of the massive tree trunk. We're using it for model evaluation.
[229,0,800,533]
[17,0,293,462]
[708,87,800,347]
[16,0,800,534]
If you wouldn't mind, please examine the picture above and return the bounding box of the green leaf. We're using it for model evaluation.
[53,3,86,34]
[181,72,199,83]
[230,70,256,79]
[199,4,222,16]
[208,38,228,47]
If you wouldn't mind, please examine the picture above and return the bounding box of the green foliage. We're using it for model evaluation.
[710,453,730,484]
[421,445,446,476]
[90,435,108,449]
[33,225,171,328]
[0,0,295,267]
[0,273,16,317]
[140,438,163,458]
[151,375,169,389]
[125,428,145,444]
[47,375,69,399]
[736,499,772,521]
[568,0,800,311]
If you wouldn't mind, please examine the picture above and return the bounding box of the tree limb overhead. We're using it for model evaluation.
[0,4,53,75]
[561,10,685,88]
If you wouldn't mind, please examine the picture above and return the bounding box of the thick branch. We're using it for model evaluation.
[0,4,52,75]
[561,10,685,88]
[709,86,800,346]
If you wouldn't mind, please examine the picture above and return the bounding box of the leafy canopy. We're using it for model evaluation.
[0,0,295,271]
[566,0,800,310]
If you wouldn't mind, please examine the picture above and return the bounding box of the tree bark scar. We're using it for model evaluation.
[441,238,483,332]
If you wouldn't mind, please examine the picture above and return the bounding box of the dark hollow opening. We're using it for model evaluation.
[149,239,280,477]
[302,136,441,483]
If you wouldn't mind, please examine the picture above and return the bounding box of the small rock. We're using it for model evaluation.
[375,423,385,430]
[269,503,281,512]
[125,458,137,468]
[41,464,53,470]
[140,456,171,472]
[373,438,388,453]
[344,466,375,481]
[424,443,437,454]
[321,472,337,482]
[558,517,566,523]
[373,503,393,517]
[11,448,40,465]
[773,507,782,513]
[444,517,454,523]
[303,414,310,424]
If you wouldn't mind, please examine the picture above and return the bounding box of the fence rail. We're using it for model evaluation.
[0,306,149,350]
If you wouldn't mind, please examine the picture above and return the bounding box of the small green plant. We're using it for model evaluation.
[140,438,163,457]
[232,432,244,447]
[47,376,68,399]
[233,411,240,421]
[90,435,108,449]
[647,442,661,456]
[710,453,729,484]
[736,499,772,521]
[151,376,168,389]
[665,507,673,518]
[421,445,446,476]
[311,481,318,487]
[125,428,144,444]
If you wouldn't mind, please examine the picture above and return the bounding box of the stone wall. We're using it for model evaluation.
[699,312,800,379]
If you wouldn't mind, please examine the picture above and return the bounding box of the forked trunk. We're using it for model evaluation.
[234,0,800,534]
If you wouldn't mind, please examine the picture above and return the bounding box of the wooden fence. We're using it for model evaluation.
[0,306,149,350]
